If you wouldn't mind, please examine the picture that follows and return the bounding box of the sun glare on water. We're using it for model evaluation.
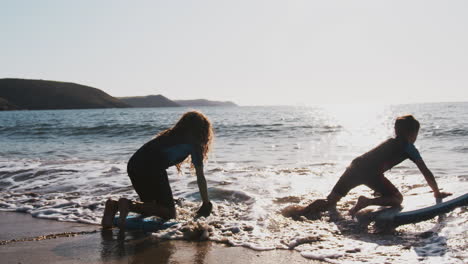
[318,103,394,148]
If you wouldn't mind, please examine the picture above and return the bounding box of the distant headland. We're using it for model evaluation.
[0,78,237,110]
[118,95,237,108]
[0,78,128,110]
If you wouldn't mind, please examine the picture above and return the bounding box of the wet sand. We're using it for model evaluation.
[0,212,322,264]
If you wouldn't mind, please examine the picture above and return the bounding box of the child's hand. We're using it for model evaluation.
[435,191,452,199]
[196,201,213,218]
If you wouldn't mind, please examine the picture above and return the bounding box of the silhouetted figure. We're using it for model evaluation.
[102,111,214,229]
[283,115,451,219]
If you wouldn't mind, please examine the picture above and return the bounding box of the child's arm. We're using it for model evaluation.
[195,165,212,217]
[414,159,452,198]
[195,165,210,203]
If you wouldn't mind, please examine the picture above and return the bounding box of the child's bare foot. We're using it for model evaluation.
[118,198,130,229]
[282,199,330,220]
[349,196,369,217]
[101,199,118,229]
[303,199,329,215]
[281,204,306,218]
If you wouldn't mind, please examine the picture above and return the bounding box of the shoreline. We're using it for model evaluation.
[0,211,321,263]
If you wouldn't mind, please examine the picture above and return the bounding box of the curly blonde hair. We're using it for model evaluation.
[157,111,214,172]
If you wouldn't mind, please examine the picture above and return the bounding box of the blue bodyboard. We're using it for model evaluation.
[375,193,468,227]
[113,215,179,231]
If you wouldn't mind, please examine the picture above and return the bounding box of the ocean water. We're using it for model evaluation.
[0,103,467,263]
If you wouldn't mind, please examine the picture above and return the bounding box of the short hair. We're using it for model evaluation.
[394,115,420,138]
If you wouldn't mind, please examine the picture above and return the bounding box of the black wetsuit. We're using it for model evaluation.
[127,135,203,208]
[331,137,422,197]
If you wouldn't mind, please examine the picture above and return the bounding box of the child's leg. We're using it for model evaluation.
[300,167,359,217]
[127,199,176,219]
[281,190,344,219]
[349,176,403,216]
[349,194,402,216]
[120,166,176,229]
[101,198,118,229]
[117,198,176,229]
[303,167,360,214]
[117,198,130,229]
[326,191,342,207]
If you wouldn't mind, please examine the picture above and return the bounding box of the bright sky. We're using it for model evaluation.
[1,1,468,106]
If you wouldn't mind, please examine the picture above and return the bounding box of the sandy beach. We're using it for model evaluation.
[0,212,322,264]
